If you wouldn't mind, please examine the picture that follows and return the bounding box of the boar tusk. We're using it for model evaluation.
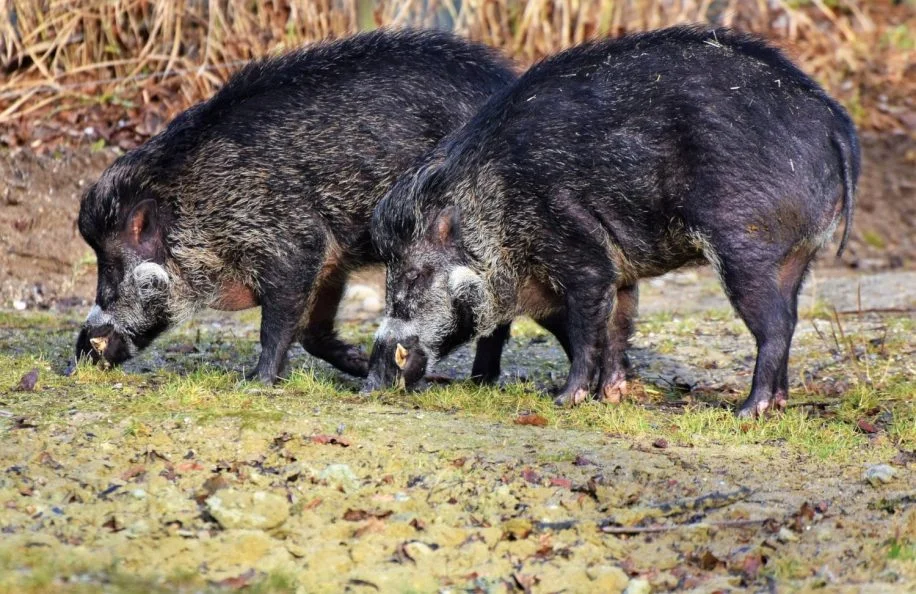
[89,336,108,354]
[394,343,408,369]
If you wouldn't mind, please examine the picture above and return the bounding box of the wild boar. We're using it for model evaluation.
[366,26,859,417]
[75,29,517,383]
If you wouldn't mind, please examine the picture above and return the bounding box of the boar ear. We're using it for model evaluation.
[123,199,161,258]
[433,206,459,246]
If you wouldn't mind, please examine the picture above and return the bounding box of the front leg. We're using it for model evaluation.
[554,281,616,407]
[247,242,323,385]
[471,323,511,384]
[248,289,307,384]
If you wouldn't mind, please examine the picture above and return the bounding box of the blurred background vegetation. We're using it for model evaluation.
[0,0,913,151]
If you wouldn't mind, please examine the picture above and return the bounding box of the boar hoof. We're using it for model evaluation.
[773,390,789,411]
[554,387,590,407]
[601,380,627,404]
[736,393,788,419]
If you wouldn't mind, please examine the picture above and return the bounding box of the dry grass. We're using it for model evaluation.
[0,0,913,143]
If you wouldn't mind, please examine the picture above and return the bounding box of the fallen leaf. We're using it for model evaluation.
[343,508,393,522]
[549,477,572,489]
[15,369,38,391]
[353,516,387,538]
[214,569,259,590]
[141,449,170,463]
[195,474,231,503]
[102,515,124,532]
[311,434,351,447]
[791,501,815,532]
[513,572,537,593]
[693,549,725,571]
[514,413,548,427]
[522,467,541,484]
[303,497,323,510]
[856,419,878,434]
[37,451,62,470]
[451,456,467,468]
[176,461,205,472]
[737,552,763,583]
[271,432,294,448]
[12,417,37,430]
[121,465,146,481]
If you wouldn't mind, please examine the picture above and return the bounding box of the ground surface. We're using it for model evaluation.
[0,141,915,592]
[0,266,914,593]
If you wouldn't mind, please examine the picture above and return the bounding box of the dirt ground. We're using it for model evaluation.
[0,139,915,592]
[0,268,914,593]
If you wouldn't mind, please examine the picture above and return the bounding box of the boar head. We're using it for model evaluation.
[364,205,487,391]
[75,166,174,368]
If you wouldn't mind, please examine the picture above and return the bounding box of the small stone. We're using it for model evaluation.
[864,464,897,486]
[587,566,629,593]
[624,577,652,594]
[13,300,27,311]
[206,489,289,530]
[319,463,359,492]
[777,526,798,543]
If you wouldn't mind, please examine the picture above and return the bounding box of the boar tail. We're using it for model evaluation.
[831,131,858,257]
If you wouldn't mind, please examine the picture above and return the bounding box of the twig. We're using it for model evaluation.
[599,518,771,535]
[834,307,915,316]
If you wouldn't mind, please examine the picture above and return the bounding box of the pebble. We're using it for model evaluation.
[624,577,652,594]
[864,464,897,486]
[206,489,289,530]
[319,463,359,493]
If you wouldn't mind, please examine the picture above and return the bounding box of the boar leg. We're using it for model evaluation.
[471,324,512,384]
[299,268,370,378]
[725,249,810,418]
[597,284,638,403]
[554,282,616,407]
[249,289,308,384]
[472,313,572,385]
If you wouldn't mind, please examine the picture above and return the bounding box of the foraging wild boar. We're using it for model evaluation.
[366,26,859,418]
[75,29,517,383]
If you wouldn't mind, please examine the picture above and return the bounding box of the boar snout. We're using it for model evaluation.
[363,334,428,392]
[75,321,132,369]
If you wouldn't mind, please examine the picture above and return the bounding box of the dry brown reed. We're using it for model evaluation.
[0,0,913,145]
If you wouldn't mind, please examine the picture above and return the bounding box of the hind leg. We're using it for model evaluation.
[597,283,638,403]
[770,247,814,411]
[299,266,369,378]
[718,246,812,418]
